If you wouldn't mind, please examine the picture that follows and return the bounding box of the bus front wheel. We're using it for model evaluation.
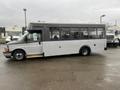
[80,47,91,56]
[13,50,26,61]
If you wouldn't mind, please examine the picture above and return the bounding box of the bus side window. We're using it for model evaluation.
[97,28,105,39]
[73,32,80,39]
[88,28,97,39]
[70,28,89,40]
[61,30,71,40]
[49,27,60,40]
[80,28,89,39]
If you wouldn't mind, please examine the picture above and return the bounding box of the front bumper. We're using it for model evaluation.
[3,52,12,58]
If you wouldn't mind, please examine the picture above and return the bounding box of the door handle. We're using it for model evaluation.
[59,46,61,48]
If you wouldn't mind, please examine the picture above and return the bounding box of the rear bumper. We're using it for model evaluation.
[3,52,12,58]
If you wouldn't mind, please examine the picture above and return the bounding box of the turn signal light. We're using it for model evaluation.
[4,48,9,52]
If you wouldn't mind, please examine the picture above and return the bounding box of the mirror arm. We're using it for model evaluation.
[39,41,41,44]
[25,36,28,43]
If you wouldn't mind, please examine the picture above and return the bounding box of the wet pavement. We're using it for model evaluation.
[0,45,120,90]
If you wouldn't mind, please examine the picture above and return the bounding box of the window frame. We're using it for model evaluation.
[26,32,42,43]
[48,26,106,41]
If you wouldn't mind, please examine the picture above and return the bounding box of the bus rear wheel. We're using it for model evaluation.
[80,47,91,56]
[13,50,26,61]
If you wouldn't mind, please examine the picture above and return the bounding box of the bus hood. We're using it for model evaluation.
[7,40,23,45]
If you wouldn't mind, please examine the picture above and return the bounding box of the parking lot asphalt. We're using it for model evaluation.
[0,45,120,90]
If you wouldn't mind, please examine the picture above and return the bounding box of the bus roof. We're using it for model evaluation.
[28,23,106,29]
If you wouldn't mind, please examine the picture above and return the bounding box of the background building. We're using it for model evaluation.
[6,25,22,37]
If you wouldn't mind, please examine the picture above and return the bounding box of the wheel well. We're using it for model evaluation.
[79,46,91,53]
[12,49,26,56]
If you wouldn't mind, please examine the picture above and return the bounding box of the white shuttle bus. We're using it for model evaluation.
[3,23,107,60]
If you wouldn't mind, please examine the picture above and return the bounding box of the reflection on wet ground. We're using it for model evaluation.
[0,45,120,90]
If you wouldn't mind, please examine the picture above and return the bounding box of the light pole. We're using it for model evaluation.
[23,8,27,28]
[100,14,106,24]
[22,8,27,35]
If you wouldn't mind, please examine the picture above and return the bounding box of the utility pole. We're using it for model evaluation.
[23,8,27,28]
[22,8,27,35]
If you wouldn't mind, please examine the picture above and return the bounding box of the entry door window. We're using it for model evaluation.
[27,32,41,43]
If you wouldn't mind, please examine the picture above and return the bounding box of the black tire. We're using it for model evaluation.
[80,47,91,56]
[13,50,26,61]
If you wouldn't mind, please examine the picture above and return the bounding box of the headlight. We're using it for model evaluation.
[4,48,9,52]
[4,45,9,52]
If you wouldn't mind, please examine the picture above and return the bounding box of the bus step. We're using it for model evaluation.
[27,54,43,58]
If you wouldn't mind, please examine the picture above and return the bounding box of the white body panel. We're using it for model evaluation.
[9,42,43,56]
[43,39,106,56]
[8,39,106,57]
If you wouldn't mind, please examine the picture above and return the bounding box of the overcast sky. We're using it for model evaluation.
[0,0,120,27]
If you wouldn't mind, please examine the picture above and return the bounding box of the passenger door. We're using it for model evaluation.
[24,32,43,55]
